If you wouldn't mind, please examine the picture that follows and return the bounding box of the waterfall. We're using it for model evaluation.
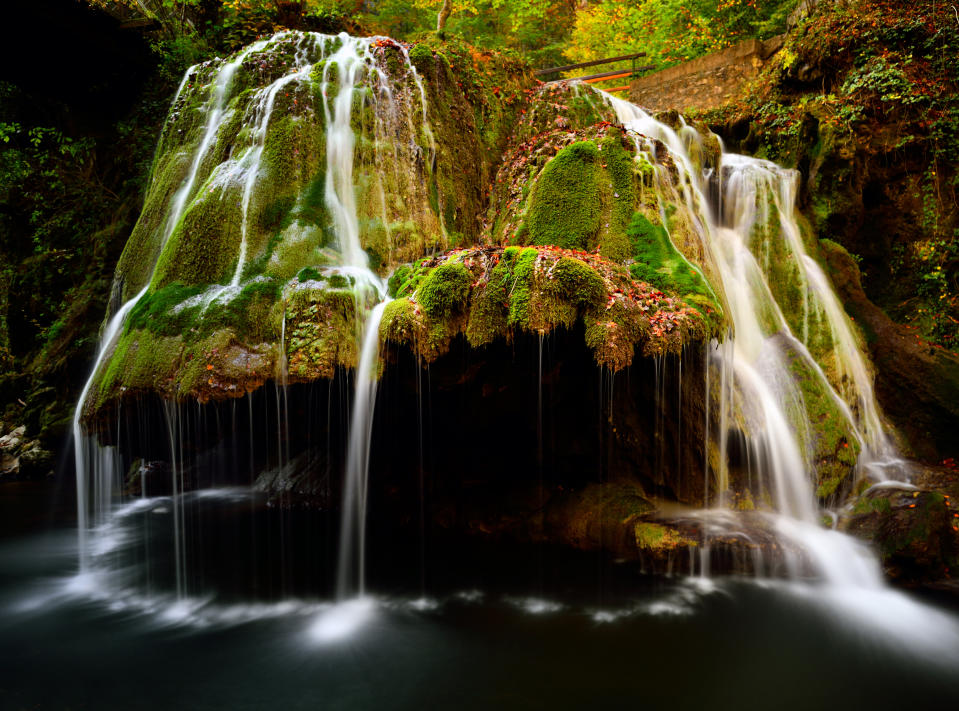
[72,31,436,599]
[605,95,902,583]
[311,34,433,598]
[71,28,916,608]
[230,36,323,288]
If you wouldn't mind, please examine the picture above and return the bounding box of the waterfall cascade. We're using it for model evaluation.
[72,30,914,610]
[605,97,908,584]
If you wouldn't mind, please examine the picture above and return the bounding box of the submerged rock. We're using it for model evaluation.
[430,477,802,577]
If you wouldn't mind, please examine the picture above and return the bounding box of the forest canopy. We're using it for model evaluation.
[84,0,803,71]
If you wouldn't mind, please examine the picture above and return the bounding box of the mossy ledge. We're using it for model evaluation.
[83,274,367,420]
[381,246,721,371]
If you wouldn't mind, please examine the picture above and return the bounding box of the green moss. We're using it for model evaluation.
[752,196,808,339]
[259,193,296,234]
[627,212,716,318]
[380,298,418,342]
[523,141,601,251]
[787,349,860,498]
[285,284,357,377]
[417,259,471,318]
[209,280,280,341]
[242,229,285,281]
[408,43,434,71]
[263,115,297,183]
[125,279,281,347]
[597,136,636,262]
[852,495,892,515]
[816,476,842,499]
[507,247,538,329]
[633,522,693,550]
[327,274,350,289]
[152,185,243,288]
[552,256,605,309]
[126,283,206,337]
[295,173,330,228]
[114,149,195,297]
[387,265,413,298]
[465,253,513,347]
[298,267,322,283]
[382,244,708,372]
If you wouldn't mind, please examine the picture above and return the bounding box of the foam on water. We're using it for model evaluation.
[309,597,377,643]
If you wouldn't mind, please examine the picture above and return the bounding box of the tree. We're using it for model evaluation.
[437,0,451,35]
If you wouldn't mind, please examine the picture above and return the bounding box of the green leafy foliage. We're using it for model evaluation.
[566,0,799,75]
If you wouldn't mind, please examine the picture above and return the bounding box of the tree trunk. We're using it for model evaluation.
[437,0,451,36]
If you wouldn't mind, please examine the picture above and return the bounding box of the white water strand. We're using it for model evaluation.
[802,256,904,477]
[73,285,149,572]
[724,154,905,479]
[610,99,819,524]
[316,34,434,599]
[162,38,271,256]
[230,34,323,287]
[321,35,381,270]
[336,299,390,599]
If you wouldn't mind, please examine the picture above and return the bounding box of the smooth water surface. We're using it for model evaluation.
[2,514,958,711]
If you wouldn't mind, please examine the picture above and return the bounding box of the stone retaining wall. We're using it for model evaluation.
[629,36,784,113]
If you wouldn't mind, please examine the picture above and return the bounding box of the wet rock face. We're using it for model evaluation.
[0,423,53,480]
[100,329,712,514]
[841,466,959,583]
[376,328,713,509]
[70,29,935,585]
[86,34,736,422]
[821,239,959,462]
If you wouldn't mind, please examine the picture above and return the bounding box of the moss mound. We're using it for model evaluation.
[524,140,603,250]
[418,261,472,318]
